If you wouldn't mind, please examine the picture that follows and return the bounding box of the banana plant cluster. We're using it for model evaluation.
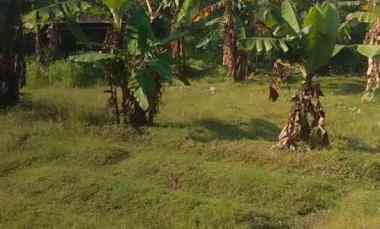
[66,0,173,126]
[0,0,26,107]
[26,0,214,126]
[239,0,340,149]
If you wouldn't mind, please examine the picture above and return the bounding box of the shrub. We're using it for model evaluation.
[27,59,105,88]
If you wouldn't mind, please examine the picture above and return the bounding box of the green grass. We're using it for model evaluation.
[27,60,105,88]
[1,75,380,228]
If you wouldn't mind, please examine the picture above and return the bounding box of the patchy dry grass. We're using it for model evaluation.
[0,75,379,228]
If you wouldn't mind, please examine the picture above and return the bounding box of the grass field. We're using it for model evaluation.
[1,74,380,228]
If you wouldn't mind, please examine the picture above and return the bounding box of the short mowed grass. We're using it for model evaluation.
[1,73,380,228]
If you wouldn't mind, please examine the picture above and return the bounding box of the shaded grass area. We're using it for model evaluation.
[0,76,380,228]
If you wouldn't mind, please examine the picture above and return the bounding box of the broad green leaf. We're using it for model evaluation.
[235,16,247,40]
[196,37,212,49]
[238,38,256,51]
[69,52,117,63]
[156,30,189,46]
[129,7,155,52]
[238,37,289,53]
[337,1,361,8]
[147,58,172,82]
[357,45,380,58]
[128,39,141,56]
[128,70,159,111]
[304,3,339,71]
[264,39,273,52]
[261,8,294,37]
[346,11,374,23]
[281,0,301,34]
[262,9,282,29]
[332,45,346,57]
[156,17,222,47]
[256,39,263,53]
[176,0,201,26]
[103,0,129,12]
[128,74,150,111]
[103,0,130,30]
[279,40,289,52]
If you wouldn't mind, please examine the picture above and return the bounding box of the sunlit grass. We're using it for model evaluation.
[0,74,379,228]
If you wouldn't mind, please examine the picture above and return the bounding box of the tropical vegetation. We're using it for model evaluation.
[1,0,380,228]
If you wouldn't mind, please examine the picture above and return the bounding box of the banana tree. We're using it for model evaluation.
[28,0,214,126]
[345,0,380,99]
[0,0,26,107]
[240,0,340,149]
[78,0,159,126]
[190,0,254,81]
[25,0,146,125]
[90,0,216,125]
[193,0,248,81]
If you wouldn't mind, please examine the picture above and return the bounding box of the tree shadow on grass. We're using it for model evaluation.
[189,118,281,143]
[176,65,218,83]
[13,96,112,126]
[340,136,380,154]
[14,97,71,122]
[249,224,289,229]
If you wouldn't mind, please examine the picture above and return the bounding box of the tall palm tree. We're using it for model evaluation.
[0,0,26,107]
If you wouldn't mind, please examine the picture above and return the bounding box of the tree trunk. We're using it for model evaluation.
[223,0,243,81]
[364,17,380,95]
[277,68,329,150]
[35,12,60,65]
[103,28,122,123]
[0,0,25,107]
[235,51,248,81]
[35,13,42,64]
[171,28,186,74]
[147,74,162,126]
[46,23,60,62]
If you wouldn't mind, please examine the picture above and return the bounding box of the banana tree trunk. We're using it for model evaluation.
[35,13,43,64]
[171,23,186,73]
[103,21,149,127]
[34,10,60,65]
[0,0,25,107]
[278,67,329,149]
[46,23,60,62]
[235,50,248,81]
[103,28,122,124]
[365,18,380,94]
[223,0,237,80]
[222,0,248,81]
